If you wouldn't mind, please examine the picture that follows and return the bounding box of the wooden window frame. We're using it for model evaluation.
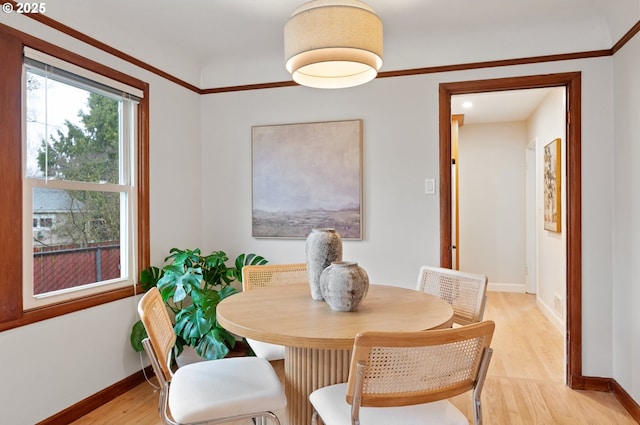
[0,24,150,331]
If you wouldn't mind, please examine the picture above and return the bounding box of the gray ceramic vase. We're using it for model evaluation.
[319,261,369,312]
[305,228,343,301]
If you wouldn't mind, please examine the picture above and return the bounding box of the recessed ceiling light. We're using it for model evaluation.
[462,101,473,109]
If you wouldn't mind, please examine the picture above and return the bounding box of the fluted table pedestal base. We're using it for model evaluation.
[284,346,351,425]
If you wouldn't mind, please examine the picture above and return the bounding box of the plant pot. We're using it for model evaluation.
[175,346,205,367]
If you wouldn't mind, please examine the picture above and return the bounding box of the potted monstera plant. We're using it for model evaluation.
[130,247,267,361]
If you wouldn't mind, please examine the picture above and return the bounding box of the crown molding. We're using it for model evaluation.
[8,1,639,93]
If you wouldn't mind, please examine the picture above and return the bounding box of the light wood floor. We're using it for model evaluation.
[70,292,637,425]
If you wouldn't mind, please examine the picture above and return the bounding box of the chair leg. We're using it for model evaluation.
[474,397,482,425]
[253,414,280,425]
[473,347,493,425]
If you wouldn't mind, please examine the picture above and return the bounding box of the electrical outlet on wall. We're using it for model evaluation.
[553,293,563,315]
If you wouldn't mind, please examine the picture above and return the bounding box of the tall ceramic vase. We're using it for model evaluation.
[305,228,343,301]
[319,261,369,312]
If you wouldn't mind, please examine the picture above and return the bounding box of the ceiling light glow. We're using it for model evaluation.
[284,0,383,89]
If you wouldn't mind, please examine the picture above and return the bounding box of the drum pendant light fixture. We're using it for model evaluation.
[284,0,383,89]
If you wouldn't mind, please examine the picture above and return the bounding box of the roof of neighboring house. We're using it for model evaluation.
[33,187,84,213]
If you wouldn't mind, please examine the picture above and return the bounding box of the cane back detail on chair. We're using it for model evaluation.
[242,263,308,291]
[137,287,287,425]
[242,263,308,361]
[310,321,495,425]
[138,285,176,382]
[416,265,488,325]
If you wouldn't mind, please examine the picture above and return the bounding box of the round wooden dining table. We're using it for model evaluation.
[217,282,454,425]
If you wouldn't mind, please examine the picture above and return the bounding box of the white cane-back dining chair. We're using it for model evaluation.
[138,287,287,425]
[417,265,488,325]
[309,321,495,425]
[242,263,308,360]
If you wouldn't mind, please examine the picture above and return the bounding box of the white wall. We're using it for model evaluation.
[200,79,442,284]
[527,89,568,333]
[202,56,617,383]
[613,29,640,402]
[0,16,203,425]
[458,122,527,289]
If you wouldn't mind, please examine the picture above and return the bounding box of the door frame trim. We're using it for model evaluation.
[438,72,582,387]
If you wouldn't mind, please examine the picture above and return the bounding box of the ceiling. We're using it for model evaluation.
[451,88,562,125]
[8,0,637,123]
[30,0,638,88]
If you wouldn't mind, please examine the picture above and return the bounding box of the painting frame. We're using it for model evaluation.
[251,119,363,240]
[543,137,561,233]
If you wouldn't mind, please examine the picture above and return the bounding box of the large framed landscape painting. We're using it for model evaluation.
[252,119,363,239]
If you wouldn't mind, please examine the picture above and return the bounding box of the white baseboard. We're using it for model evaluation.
[536,297,565,334]
[487,282,526,293]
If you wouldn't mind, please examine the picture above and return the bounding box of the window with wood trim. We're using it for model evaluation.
[0,26,149,329]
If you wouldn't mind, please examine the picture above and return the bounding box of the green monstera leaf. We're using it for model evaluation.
[129,320,148,352]
[130,248,267,361]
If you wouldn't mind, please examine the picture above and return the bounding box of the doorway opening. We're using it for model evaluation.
[438,73,583,388]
